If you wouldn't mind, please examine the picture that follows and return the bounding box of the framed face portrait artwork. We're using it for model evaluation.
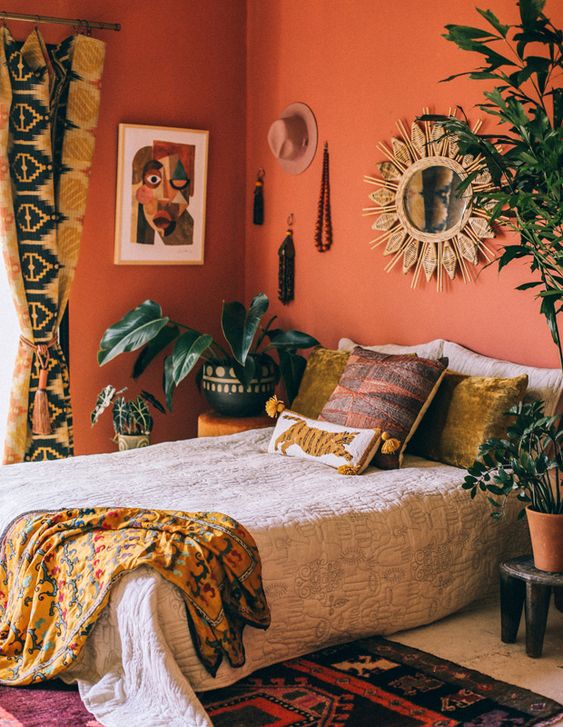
[114,123,208,265]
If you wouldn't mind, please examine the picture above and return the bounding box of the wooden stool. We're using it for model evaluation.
[499,555,563,658]
[197,410,272,438]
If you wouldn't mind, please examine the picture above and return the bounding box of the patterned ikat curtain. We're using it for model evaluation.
[0,28,105,464]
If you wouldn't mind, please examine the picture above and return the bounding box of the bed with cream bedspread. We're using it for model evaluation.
[0,428,527,726]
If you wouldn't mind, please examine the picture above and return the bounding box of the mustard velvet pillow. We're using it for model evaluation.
[291,348,350,419]
[409,372,528,468]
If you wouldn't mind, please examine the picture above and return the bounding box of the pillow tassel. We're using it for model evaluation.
[337,464,362,475]
[381,432,401,455]
[265,395,285,418]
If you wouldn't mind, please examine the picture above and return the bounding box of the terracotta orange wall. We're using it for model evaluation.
[245,0,561,370]
[5,0,247,454]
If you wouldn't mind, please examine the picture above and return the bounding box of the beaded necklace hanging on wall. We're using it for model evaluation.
[314,142,333,252]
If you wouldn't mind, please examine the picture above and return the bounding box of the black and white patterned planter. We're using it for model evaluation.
[202,359,277,416]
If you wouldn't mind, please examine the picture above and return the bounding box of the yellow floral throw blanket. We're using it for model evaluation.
[0,508,270,685]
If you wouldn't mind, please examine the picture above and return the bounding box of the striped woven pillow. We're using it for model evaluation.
[319,347,448,469]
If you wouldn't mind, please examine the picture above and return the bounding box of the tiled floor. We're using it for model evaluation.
[391,592,563,709]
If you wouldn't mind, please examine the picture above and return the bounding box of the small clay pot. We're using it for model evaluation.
[116,434,150,451]
[526,507,563,573]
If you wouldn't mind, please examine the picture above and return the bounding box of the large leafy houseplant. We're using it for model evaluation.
[97,293,319,410]
[433,0,563,570]
[424,0,562,366]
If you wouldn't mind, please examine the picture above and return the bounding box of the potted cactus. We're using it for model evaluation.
[91,386,164,450]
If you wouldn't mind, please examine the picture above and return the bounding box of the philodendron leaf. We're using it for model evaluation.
[233,356,256,388]
[132,324,180,378]
[139,390,166,414]
[90,384,117,426]
[222,293,269,365]
[112,396,129,435]
[267,329,320,350]
[98,300,170,366]
[163,355,176,411]
[172,331,213,385]
[278,350,307,404]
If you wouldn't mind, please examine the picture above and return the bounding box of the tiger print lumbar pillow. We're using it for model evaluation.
[267,410,383,475]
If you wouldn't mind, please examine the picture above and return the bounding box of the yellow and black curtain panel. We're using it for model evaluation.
[0,28,105,464]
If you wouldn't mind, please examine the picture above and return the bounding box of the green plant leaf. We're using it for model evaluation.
[91,384,118,426]
[540,295,561,349]
[132,324,180,379]
[475,8,510,37]
[497,245,529,271]
[221,293,269,365]
[163,355,176,411]
[171,330,213,386]
[112,396,130,435]
[139,390,166,414]
[519,0,545,29]
[129,396,152,434]
[278,350,307,404]
[516,281,543,291]
[267,329,320,350]
[232,356,256,389]
[98,300,169,366]
[447,24,500,40]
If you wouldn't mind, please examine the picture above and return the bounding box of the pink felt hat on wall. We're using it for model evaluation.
[267,102,318,175]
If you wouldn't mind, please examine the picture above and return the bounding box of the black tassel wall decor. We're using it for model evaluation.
[252,168,265,225]
[278,214,295,305]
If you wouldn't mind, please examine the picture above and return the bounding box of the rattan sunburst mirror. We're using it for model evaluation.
[363,109,495,291]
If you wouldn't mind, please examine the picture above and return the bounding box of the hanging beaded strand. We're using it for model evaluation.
[314,142,333,252]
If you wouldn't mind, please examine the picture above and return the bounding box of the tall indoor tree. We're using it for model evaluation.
[424,0,562,367]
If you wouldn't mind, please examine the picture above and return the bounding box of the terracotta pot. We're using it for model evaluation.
[116,434,150,451]
[526,507,563,573]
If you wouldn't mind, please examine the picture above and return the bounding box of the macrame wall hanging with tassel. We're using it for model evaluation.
[252,168,265,225]
[314,142,333,252]
[278,214,295,305]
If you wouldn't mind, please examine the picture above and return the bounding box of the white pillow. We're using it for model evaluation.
[338,337,445,360]
[442,340,563,416]
[268,410,382,474]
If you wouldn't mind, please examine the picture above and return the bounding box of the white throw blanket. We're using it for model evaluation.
[0,429,528,725]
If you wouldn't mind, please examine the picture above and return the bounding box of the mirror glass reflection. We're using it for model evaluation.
[404,166,469,234]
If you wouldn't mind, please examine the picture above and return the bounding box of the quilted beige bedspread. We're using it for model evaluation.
[0,428,528,726]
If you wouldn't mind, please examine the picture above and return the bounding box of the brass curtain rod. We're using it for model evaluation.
[0,10,120,32]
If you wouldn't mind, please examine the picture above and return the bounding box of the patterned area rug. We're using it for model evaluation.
[0,638,561,726]
[201,638,563,726]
